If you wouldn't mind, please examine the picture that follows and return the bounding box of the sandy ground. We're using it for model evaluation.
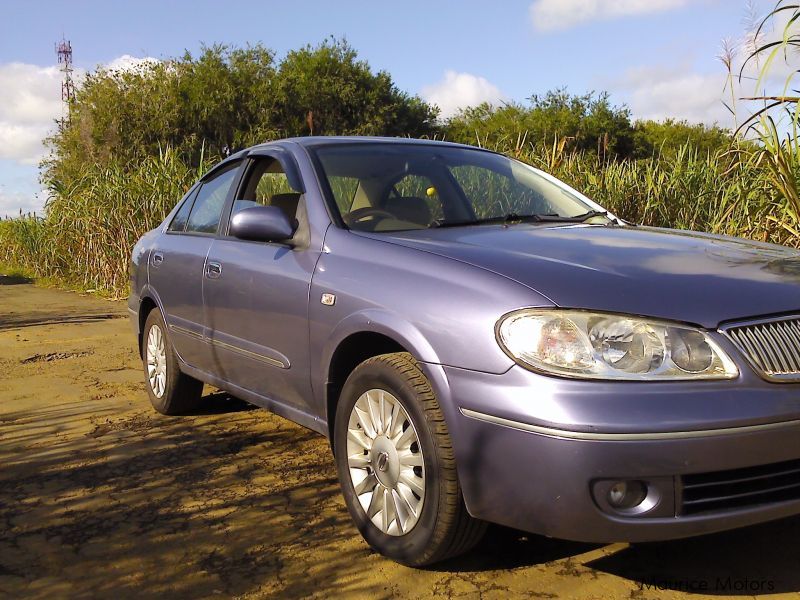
[2,278,800,599]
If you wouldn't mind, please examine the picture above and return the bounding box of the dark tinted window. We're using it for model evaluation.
[168,188,197,232]
[186,166,239,234]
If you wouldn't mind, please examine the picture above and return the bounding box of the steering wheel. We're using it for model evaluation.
[343,207,395,227]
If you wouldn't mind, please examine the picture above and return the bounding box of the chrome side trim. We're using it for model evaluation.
[208,337,288,369]
[169,324,203,340]
[168,324,288,368]
[460,408,800,441]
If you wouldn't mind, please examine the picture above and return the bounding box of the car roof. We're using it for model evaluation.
[203,136,497,181]
[251,136,486,151]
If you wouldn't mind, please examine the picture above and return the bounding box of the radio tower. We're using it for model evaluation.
[55,38,75,125]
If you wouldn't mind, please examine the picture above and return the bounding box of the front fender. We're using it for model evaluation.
[319,308,441,379]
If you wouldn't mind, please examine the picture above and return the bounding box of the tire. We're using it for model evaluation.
[141,308,203,415]
[334,352,486,566]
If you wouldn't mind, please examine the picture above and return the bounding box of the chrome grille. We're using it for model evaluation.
[723,316,800,381]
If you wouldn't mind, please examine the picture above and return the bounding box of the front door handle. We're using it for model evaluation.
[206,262,222,279]
[151,251,164,266]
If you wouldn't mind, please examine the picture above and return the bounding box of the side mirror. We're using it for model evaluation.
[229,205,296,244]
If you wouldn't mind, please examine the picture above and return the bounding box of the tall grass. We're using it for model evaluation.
[1,137,799,297]
[1,148,214,296]
[524,141,797,246]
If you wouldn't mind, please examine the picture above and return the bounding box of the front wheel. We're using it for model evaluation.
[334,352,486,566]
[141,308,203,415]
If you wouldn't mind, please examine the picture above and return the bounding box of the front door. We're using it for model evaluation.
[203,157,318,412]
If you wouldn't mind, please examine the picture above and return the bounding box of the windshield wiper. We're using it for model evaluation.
[431,210,610,228]
[430,213,522,228]
[575,210,629,225]
[532,210,609,223]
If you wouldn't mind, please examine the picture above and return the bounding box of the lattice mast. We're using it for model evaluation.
[56,38,75,124]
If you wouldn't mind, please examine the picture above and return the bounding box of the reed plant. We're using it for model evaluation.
[3,136,797,298]
[1,147,214,296]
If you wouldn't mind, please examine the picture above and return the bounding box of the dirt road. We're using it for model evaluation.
[2,279,800,599]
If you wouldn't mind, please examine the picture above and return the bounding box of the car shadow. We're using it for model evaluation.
[435,525,599,572]
[585,517,800,595]
[179,390,258,415]
[7,382,800,597]
[439,517,800,594]
[0,397,382,599]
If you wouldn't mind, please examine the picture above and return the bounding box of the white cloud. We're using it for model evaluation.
[420,71,507,119]
[0,63,63,166]
[0,55,155,216]
[0,122,55,166]
[0,55,159,169]
[618,9,800,130]
[0,186,47,218]
[619,65,732,125]
[530,0,690,32]
[104,54,159,73]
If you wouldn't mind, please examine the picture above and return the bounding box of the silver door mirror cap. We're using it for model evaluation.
[229,205,296,244]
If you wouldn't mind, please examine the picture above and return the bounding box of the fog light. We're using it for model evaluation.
[607,480,647,509]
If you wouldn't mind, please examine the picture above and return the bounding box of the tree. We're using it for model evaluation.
[445,90,635,157]
[273,39,438,137]
[43,40,438,194]
[632,119,731,158]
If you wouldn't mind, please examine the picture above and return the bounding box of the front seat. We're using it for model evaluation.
[270,192,301,220]
[383,196,431,226]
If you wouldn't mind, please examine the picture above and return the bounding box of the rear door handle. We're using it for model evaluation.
[206,262,222,279]
[151,251,164,266]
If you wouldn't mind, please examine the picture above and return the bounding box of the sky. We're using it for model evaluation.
[0,0,777,217]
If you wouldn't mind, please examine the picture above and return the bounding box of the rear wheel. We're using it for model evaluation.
[334,352,486,566]
[142,308,203,415]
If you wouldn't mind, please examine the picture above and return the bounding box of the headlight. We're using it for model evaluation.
[496,309,738,380]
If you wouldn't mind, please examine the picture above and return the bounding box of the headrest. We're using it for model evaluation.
[270,192,301,220]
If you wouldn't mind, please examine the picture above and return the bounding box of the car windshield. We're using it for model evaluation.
[313,143,606,232]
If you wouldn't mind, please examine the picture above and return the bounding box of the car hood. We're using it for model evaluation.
[361,224,800,328]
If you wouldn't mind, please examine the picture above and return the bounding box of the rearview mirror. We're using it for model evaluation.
[229,205,296,244]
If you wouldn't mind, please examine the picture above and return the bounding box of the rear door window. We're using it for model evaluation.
[186,166,239,234]
[168,188,198,232]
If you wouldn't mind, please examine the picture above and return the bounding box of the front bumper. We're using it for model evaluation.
[425,362,800,543]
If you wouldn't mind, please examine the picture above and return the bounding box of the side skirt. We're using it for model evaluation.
[179,362,328,437]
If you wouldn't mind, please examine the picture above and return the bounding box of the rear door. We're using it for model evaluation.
[149,162,241,370]
[203,155,318,413]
